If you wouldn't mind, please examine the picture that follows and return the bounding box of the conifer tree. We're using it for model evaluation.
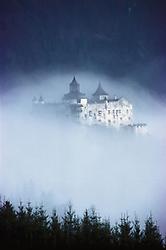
[111,222,120,249]
[0,200,17,248]
[132,216,142,249]
[16,202,28,248]
[89,207,104,249]
[49,209,62,249]
[118,214,133,249]
[62,204,80,248]
[32,205,49,248]
[80,209,91,248]
[99,219,111,250]
[142,214,163,250]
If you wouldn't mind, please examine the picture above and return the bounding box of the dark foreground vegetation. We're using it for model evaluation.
[0,198,165,250]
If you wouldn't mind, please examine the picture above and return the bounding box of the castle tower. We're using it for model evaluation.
[63,77,85,103]
[92,83,109,101]
[69,76,80,93]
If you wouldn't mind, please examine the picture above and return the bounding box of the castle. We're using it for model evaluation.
[32,77,147,134]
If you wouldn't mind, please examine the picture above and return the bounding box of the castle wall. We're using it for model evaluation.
[79,98,133,127]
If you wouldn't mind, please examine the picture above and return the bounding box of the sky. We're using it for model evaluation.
[1,0,166,95]
[0,0,166,234]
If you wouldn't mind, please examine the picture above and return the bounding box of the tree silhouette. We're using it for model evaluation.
[49,209,62,249]
[111,222,120,249]
[0,198,165,250]
[61,204,80,249]
[132,216,142,249]
[80,209,91,248]
[142,214,163,250]
[0,200,17,249]
[118,214,133,249]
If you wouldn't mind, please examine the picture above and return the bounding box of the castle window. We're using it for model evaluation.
[98,111,102,116]
[108,110,111,114]
[119,110,121,114]
[89,111,92,117]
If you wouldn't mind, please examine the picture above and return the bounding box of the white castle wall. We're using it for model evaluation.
[79,98,133,128]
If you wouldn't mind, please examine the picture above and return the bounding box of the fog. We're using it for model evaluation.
[0,72,166,233]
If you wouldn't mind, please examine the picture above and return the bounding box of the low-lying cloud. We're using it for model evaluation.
[0,72,166,233]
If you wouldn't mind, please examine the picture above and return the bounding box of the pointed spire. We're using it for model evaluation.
[70,76,79,86]
[69,76,80,93]
[64,77,85,101]
[93,82,108,96]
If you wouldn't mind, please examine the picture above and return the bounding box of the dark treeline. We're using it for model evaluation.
[0,198,165,250]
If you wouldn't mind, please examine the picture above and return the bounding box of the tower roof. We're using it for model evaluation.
[70,76,79,87]
[63,77,85,100]
[93,83,108,96]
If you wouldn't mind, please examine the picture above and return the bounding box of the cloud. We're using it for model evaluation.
[0,72,166,233]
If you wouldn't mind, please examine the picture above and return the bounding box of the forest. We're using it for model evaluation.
[0,198,165,250]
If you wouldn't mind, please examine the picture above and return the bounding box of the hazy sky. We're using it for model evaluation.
[1,0,166,95]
